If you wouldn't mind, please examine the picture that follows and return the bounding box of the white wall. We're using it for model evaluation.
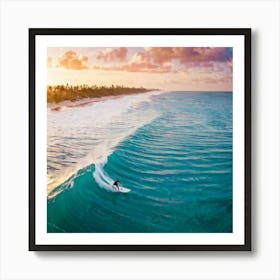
[0,0,279,279]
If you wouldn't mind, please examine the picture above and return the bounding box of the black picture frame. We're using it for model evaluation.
[29,28,251,251]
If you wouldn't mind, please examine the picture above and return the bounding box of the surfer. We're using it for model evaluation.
[112,180,120,190]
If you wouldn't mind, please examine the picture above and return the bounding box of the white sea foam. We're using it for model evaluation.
[93,158,117,192]
[47,91,166,197]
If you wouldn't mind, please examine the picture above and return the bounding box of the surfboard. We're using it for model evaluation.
[113,185,131,193]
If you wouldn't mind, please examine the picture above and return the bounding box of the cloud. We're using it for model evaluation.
[144,47,175,64]
[54,47,232,76]
[125,51,172,72]
[93,47,232,74]
[96,47,128,62]
[226,60,233,71]
[144,47,232,70]
[177,47,232,64]
[191,72,232,85]
[93,47,232,73]
[93,50,172,73]
[58,50,88,70]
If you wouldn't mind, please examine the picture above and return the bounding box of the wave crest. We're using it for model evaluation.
[93,158,118,192]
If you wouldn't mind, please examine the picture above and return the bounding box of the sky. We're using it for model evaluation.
[47,47,233,91]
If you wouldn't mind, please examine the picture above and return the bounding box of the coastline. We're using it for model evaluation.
[47,85,159,107]
[47,89,163,111]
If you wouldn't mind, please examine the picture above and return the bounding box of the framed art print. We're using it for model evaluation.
[29,28,251,251]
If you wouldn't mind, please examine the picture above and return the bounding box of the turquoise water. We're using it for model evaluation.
[47,91,232,233]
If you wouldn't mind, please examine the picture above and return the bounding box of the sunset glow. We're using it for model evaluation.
[47,47,233,91]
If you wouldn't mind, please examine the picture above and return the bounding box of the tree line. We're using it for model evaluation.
[47,84,159,103]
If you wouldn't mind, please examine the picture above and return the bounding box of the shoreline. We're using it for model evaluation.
[47,90,164,111]
[47,85,159,106]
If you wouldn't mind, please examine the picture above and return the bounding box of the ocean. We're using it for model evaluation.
[47,91,232,233]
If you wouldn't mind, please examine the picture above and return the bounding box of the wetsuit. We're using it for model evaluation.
[113,181,120,190]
